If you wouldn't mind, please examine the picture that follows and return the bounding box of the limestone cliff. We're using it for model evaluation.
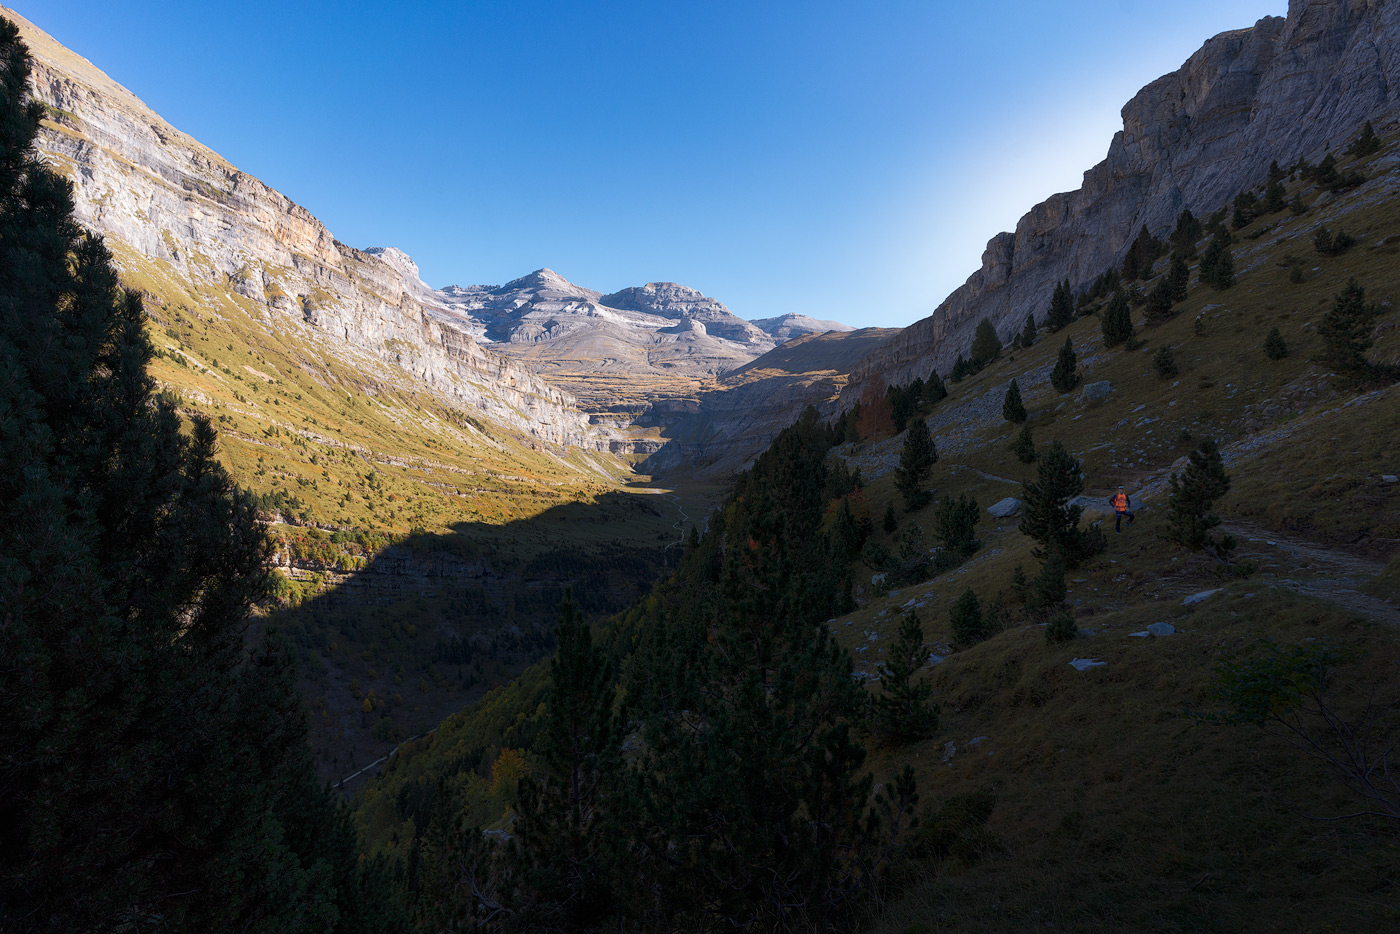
[845,0,1400,398]
[7,7,607,450]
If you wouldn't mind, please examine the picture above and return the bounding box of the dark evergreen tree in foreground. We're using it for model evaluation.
[895,417,937,511]
[1264,326,1288,360]
[1166,438,1235,563]
[1050,337,1080,393]
[1002,378,1027,423]
[874,611,940,741]
[1167,252,1191,302]
[934,492,980,561]
[1169,208,1203,257]
[1019,441,1104,565]
[505,592,623,929]
[1101,291,1133,347]
[1144,278,1175,325]
[0,20,397,932]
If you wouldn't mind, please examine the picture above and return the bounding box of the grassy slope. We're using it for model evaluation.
[95,239,711,781]
[350,129,1400,928]
[832,138,1400,930]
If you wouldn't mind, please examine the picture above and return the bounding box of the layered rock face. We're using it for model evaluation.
[752,313,856,342]
[845,0,1400,398]
[643,327,899,479]
[9,8,607,450]
[436,271,778,414]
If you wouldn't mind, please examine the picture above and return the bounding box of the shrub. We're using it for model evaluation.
[1264,326,1288,360]
[1045,612,1079,644]
[1013,424,1036,464]
[1050,338,1080,393]
[950,588,987,646]
[1152,344,1178,378]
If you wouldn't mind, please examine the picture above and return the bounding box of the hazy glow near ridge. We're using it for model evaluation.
[25,1,1285,329]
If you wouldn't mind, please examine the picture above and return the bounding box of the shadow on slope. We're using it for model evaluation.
[261,486,692,786]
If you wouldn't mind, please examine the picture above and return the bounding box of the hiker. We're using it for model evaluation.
[1109,486,1134,533]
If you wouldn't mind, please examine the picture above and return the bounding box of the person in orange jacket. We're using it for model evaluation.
[1109,486,1134,533]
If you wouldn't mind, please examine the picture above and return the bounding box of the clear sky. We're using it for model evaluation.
[24,0,1284,328]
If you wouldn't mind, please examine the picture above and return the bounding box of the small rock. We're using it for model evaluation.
[1128,631,1150,638]
[968,736,987,746]
[927,653,944,666]
[942,741,956,763]
[988,496,1022,518]
[1146,622,1176,636]
[1069,658,1107,671]
[903,598,917,608]
[1182,589,1220,606]
[871,573,886,585]
[1383,475,1399,484]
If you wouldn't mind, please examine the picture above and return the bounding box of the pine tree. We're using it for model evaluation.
[883,500,898,534]
[1263,326,1288,360]
[1002,378,1027,423]
[1050,337,1080,393]
[1346,120,1382,157]
[0,21,386,930]
[1167,251,1191,302]
[508,593,624,928]
[950,588,987,646]
[1263,177,1287,213]
[1166,438,1235,562]
[1318,278,1383,385]
[924,368,948,405]
[895,417,937,511]
[1144,278,1175,325]
[1019,311,1037,348]
[1152,344,1178,378]
[1199,234,1234,290]
[970,317,1002,368]
[1018,441,1104,565]
[1014,424,1037,464]
[1025,554,1068,619]
[934,492,980,560]
[1100,291,1134,347]
[1169,208,1203,257]
[1047,279,1074,331]
[950,353,970,383]
[1232,190,1259,229]
[874,610,940,741]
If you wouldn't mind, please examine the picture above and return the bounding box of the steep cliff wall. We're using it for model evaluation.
[8,8,607,450]
[846,0,1400,398]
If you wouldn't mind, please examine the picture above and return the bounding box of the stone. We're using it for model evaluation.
[988,496,1023,518]
[1069,658,1107,671]
[838,0,1400,396]
[1182,589,1221,606]
[871,573,887,586]
[1146,622,1176,636]
[1382,475,1399,483]
[1080,380,1115,402]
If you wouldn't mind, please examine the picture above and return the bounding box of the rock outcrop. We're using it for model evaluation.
[10,7,607,450]
[845,0,1400,398]
[643,327,899,479]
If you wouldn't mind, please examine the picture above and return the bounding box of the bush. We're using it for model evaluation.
[1152,344,1178,378]
[1045,612,1079,644]
[1013,424,1036,464]
[1264,326,1288,360]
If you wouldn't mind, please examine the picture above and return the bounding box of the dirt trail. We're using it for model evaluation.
[1226,520,1400,626]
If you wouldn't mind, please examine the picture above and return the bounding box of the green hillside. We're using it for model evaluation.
[353,124,1400,929]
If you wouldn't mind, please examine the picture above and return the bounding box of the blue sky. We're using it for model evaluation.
[25,1,1284,328]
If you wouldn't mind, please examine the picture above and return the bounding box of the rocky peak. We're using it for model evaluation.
[752,313,855,343]
[844,0,1400,400]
